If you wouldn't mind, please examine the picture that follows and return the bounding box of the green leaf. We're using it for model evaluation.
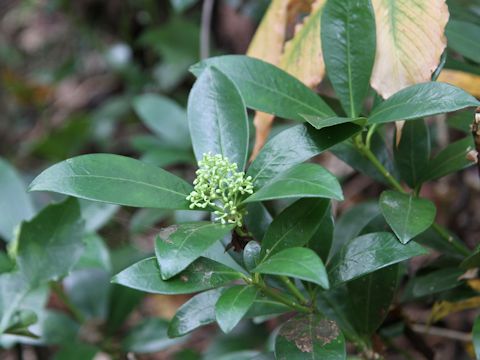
[460,249,480,270]
[380,191,436,244]
[54,343,99,360]
[422,137,476,181]
[473,315,480,360]
[0,272,30,333]
[248,123,359,188]
[133,94,190,150]
[105,286,144,334]
[215,285,257,333]
[168,288,224,337]
[29,154,193,210]
[301,116,365,131]
[17,198,85,285]
[332,131,397,185]
[123,318,185,353]
[261,198,329,259]
[112,257,241,294]
[347,265,399,337]
[368,82,480,125]
[446,20,480,63]
[309,204,334,262]
[79,200,119,233]
[190,55,336,122]
[404,268,464,299]
[244,203,272,241]
[188,67,249,170]
[243,241,261,272]
[252,248,329,289]
[63,269,110,320]
[74,233,111,272]
[243,163,342,203]
[275,314,346,360]
[393,119,431,188]
[155,222,234,280]
[321,0,376,117]
[0,158,34,242]
[328,232,427,286]
[330,202,380,259]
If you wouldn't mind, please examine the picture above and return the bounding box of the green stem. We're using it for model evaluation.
[240,274,311,313]
[354,134,470,256]
[50,282,85,324]
[431,223,469,256]
[279,276,308,305]
[354,134,404,192]
[366,124,378,149]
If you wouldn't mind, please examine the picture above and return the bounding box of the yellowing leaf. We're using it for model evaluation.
[370,0,449,98]
[251,112,275,160]
[438,69,480,98]
[247,0,290,65]
[279,0,327,88]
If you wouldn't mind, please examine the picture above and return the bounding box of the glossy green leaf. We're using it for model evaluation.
[301,116,365,131]
[368,82,480,125]
[188,66,249,169]
[17,198,85,285]
[112,257,241,294]
[406,268,464,299]
[446,20,480,63]
[248,123,359,188]
[155,222,234,280]
[29,154,193,210]
[330,202,380,259]
[275,314,346,360]
[473,315,480,360]
[168,288,224,337]
[309,204,334,262]
[253,248,329,289]
[321,0,376,117]
[244,163,342,203]
[133,94,190,149]
[244,203,272,242]
[394,119,431,188]
[191,55,336,122]
[380,191,436,244]
[215,285,257,333]
[422,137,476,181]
[347,265,399,337]
[261,198,329,259]
[328,232,427,286]
[0,158,34,242]
[243,241,261,272]
[123,318,185,353]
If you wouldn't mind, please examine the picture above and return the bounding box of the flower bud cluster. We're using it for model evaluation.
[186,153,254,226]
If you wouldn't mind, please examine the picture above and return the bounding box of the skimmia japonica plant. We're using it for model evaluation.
[4,1,480,359]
